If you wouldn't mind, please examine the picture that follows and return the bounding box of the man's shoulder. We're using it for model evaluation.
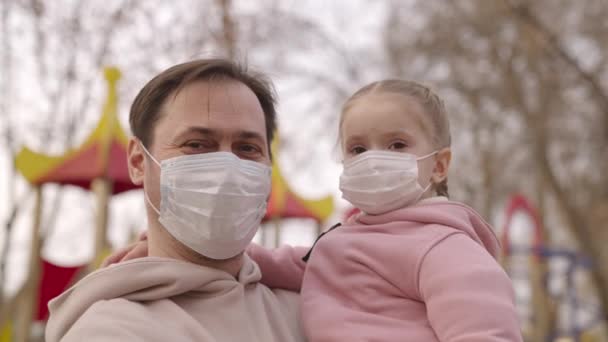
[61,298,178,342]
[265,288,303,339]
[59,299,148,341]
[75,298,154,325]
[83,297,144,313]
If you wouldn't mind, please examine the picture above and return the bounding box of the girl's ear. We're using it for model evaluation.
[432,147,451,183]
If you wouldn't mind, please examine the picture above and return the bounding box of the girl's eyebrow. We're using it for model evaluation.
[345,134,366,142]
[381,130,414,139]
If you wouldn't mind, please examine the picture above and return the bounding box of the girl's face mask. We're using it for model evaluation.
[339,150,437,215]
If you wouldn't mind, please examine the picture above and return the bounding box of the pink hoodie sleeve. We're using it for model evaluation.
[418,234,522,342]
[246,243,309,292]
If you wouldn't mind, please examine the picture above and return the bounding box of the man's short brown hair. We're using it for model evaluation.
[129,58,277,152]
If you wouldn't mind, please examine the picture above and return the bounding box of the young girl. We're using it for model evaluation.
[247,80,522,341]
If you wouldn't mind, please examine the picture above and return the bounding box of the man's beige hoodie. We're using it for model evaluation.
[45,255,305,342]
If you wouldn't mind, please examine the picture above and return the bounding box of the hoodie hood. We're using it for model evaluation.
[348,200,501,258]
[46,255,262,341]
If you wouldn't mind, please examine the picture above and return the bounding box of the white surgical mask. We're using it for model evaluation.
[142,145,271,260]
[339,150,437,215]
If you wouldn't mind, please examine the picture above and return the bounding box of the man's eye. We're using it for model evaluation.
[238,144,262,155]
[182,140,211,151]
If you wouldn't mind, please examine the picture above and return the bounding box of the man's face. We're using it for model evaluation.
[127,79,270,212]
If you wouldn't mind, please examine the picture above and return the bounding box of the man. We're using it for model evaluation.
[45,59,305,342]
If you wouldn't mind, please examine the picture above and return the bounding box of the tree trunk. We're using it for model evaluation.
[536,146,608,316]
[217,0,236,59]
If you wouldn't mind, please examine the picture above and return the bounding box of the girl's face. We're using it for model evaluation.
[340,92,450,194]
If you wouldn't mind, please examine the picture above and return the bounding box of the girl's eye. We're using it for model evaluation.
[351,146,367,155]
[389,141,407,150]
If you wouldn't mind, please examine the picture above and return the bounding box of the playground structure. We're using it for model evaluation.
[260,133,335,246]
[501,195,605,341]
[7,67,138,342]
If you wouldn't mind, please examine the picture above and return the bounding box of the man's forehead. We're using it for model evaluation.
[170,79,256,106]
[157,80,267,139]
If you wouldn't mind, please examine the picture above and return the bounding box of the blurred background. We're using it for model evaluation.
[0,0,606,341]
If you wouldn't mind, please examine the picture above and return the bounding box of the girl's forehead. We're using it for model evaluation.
[341,93,433,138]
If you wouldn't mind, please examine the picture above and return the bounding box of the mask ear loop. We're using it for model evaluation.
[139,141,162,215]
[414,181,434,204]
[140,141,161,166]
[416,150,438,161]
[145,191,161,215]
[416,150,439,202]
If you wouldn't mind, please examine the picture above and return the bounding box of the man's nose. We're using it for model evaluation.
[218,142,232,153]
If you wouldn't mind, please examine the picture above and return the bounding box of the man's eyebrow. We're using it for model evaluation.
[175,126,218,138]
[235,130,266,142]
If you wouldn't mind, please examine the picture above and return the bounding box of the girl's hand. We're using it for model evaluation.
[101,231,148,267]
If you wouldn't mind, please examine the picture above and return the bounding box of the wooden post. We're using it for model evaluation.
[14,186,43,342]
[89,178,112,271]
[259,222,267,247]
[531,171,555,342]
[273,218,281,248]
[87,67,120,271]
[530,257,552,342]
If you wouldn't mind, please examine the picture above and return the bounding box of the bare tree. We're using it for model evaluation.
[0,0,140,334]
[0,0,26,328]
[216,0,237,59]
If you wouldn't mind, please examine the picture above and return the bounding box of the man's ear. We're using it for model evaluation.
[431,147,451,184]
[127,138,145,186]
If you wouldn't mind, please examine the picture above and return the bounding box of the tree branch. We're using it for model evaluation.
[503,0,608,144]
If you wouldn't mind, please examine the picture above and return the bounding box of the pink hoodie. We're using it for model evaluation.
[247,199,522,341]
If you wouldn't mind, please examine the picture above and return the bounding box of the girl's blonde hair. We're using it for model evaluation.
[340,79,451,197]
